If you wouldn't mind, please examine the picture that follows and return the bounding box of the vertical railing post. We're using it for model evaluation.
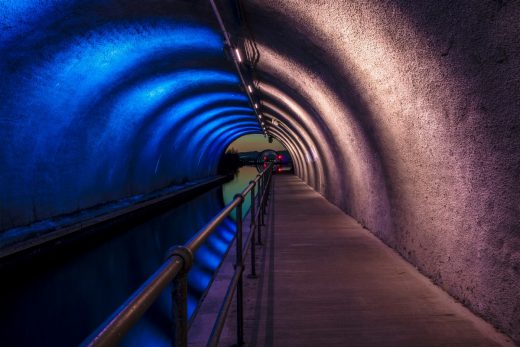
[257,173,263,211]
[234,194,245,346]
[168,246,193,347]
[270,167,274,199]
[248,181,257,278]
[261,170,267,227]
[267,167,272,202]
[172,273,188,347]
[256,174,263,245]
[264,166,272,218]
[265,169,270,208]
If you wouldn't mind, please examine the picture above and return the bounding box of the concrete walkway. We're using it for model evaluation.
[216,175,514,347]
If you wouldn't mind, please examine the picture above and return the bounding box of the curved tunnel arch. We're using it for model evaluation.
[237,0,520,342]
[267,127,306,179]
[264,118,308,182]
[257,78,361,197]
[0,2,262,230]
[0,0,519,344]
[261,100,324,189]
[264,118,306,177]
[261,130,302,175]
[255,47,392,230]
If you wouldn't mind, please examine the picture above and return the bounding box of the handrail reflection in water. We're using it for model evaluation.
[81,163,274,347]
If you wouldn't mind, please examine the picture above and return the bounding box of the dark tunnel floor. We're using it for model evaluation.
[208,175,515,347]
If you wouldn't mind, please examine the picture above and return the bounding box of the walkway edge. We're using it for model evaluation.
[0,175,230,265]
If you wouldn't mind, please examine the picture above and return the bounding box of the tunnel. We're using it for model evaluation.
[0,0,519,346]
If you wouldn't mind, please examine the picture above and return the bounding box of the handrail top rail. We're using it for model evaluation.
[186,164,270,251]
[82,163,273,347]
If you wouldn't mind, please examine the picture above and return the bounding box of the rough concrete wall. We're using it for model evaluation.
[244,0,520,342]
[0,0,260,232]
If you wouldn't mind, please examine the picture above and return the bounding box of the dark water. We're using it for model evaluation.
[223,165,260,216]
[0,167,259,347]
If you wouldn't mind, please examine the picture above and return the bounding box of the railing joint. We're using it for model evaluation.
[233,193,245,202]
[82,162,274,347]
[167,246,194,273]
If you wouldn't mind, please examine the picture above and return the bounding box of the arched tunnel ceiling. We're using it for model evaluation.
[0,1,262,231]
[0,0,519,343]
[223,0,520,342]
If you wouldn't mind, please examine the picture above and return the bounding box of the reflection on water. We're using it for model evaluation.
[0,170,256,347]
[222,166,260,218]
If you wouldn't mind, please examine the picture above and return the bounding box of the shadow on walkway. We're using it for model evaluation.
[198,175,515,347]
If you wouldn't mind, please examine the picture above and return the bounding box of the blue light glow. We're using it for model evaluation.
[0,3,261,346]
[207,235,230,254]
[0,19,260,231]
[144,92,250,153]
[188,266,213,293]
[188,118,261,168]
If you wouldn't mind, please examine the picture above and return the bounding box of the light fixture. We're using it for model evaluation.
[254,103,258,109]
[248,85,253,93]
[235,48,242,63]
[258,114,262,119]
[273,119,279,126]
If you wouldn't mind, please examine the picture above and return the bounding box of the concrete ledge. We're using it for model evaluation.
[0,175,230,268]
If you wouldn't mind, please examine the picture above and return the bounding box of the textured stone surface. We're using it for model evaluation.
[1,0,519,343]
[0,1,261,232]
[238,0,520,343]
[216,175,515,347]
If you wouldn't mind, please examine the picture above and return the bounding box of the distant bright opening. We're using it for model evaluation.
[223,134,293,175]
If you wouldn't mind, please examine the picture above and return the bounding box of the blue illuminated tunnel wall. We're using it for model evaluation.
[0,0,261,233]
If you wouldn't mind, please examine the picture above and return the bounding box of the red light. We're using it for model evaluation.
[277,155,282,160]
[278,168,282,173]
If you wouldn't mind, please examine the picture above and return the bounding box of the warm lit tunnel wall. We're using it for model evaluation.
[0,1,261,233]
[1,0,519,343]
[229,0,520,342]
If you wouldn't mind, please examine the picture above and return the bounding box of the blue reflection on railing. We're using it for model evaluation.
[0,2,263,346]
[0,182,248,346]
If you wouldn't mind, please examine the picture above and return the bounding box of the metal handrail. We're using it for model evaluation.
[81,163,274,347]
